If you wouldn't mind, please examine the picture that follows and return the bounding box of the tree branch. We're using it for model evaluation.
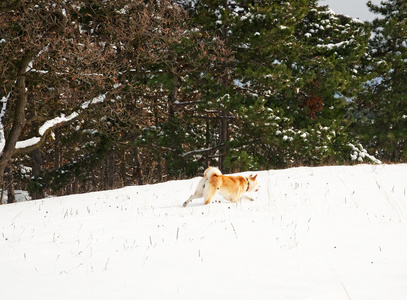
[181,144,224,158]
[0,0,21,13]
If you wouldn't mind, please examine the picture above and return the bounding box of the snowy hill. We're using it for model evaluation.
[1,164,407,299]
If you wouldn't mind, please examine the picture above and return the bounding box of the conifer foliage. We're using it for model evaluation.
[352,0,407,162]
[182,1,371,169]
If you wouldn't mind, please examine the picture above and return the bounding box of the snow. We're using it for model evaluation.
[317,40,350,50]
[0,164,407,299]
[1,190,31,204]
[15,136,41,149]
[38,112,79,136]
[349,143,382,164]
[0,93,10,155]
[81,93,107,109]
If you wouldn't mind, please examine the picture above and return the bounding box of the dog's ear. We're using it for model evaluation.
[251,174,258,181]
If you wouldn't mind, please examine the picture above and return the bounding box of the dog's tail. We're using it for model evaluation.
[203,167,222,179]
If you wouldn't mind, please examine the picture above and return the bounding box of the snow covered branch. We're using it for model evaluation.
[181,144,224,158]
[12,93,107,154]
[348,143,382,164]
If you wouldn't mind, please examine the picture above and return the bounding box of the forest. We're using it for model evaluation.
[0,0,406,202]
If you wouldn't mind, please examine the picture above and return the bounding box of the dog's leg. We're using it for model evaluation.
[203,184,217,205]
[229,195,239,203]
[238,195,255,202]
[183,178,206,207]
[183,192,202,207]
[231,195,246,203]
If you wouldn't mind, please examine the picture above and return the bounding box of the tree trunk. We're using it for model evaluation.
[120,149,127,187]
[218,113,228,173]
[106,150,115,189]
[133,147,143,185]
[32,148,42,177]
[157,156,163,182]
[71,177,78,194]
[0,53,32,191]
[5,166,15,204]
[31,148,45,199]
[168,58,179,119]
[54,128,61,169]
[205,119,210,168]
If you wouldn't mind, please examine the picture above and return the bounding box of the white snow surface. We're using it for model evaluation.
[1,164,407,299]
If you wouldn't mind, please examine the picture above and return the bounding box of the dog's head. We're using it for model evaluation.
[247,174,259,192]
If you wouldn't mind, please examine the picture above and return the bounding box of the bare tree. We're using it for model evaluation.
[0,1,115,190]
[0,0,205,195]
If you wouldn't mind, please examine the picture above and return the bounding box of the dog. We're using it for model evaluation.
[183,167,259,207]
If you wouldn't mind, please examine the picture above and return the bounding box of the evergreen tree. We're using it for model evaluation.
[352,0,407,162]
[280,3,371,165]
[182,1,373,170]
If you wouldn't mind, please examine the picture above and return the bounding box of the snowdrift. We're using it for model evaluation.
[0,164,406,299]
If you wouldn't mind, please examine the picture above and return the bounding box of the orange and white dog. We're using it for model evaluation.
[183,167,259,207]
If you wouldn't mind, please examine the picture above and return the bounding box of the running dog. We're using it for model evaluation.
[183,167,259,206]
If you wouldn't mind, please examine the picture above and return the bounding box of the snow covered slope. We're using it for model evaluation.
[1,164,407,299]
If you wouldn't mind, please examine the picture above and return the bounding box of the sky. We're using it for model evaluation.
[320,0,382,21]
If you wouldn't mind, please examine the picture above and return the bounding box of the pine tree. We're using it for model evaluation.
[281,3,372,165]
[352,0,407,162]
[183,1,372,170]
